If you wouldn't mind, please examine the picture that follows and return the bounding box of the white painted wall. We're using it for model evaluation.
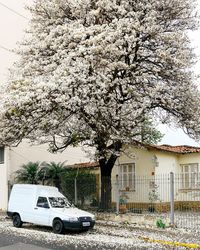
[149,151,179,203]
[175,153,200,202]
[112,146,155,203]
[112,145,155,177]
[178,153,200,166]
[0,163,7,210]
[154,151,178,174]
[0,148,9,211]
[8,140,91,182]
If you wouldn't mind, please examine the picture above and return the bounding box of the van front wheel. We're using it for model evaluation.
[13,214,23,228]
[53,219,64,234]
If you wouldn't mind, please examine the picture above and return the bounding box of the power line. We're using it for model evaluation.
[10,148,32,162]
[0,1,29,20]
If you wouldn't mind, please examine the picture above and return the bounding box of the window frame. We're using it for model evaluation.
[118,163,136,191]
[36,196,50,208]
[180,163,199,190]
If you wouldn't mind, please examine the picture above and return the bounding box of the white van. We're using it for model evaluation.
[7,184,95,234]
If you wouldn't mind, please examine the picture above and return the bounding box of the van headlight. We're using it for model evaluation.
[68,217,79,222]
[91,215,95,221]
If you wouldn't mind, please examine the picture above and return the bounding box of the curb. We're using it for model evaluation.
[140,236,200,249]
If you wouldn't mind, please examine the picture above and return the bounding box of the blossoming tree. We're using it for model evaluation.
[0,0,200,209]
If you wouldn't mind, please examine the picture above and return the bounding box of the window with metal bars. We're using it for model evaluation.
[181,163,199,189]
[119,163,135,190]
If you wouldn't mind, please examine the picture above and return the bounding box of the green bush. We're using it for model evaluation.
[61,169,97,207]
[156,219,166,229]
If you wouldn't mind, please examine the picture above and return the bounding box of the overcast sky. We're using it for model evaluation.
[0,0,200,147]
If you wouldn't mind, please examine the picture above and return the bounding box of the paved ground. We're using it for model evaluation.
[0,233,51,250]
[0,230,96,250]
[0,215,200,249]
[0,242,50,250]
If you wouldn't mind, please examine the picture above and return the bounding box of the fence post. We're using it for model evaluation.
[74,178,77,205]
[170,172,175,226]
[116,175,119,214]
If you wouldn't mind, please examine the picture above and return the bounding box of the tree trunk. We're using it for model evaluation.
[100,166,112,210]
[99,153,120,210]
[97,141,122,210]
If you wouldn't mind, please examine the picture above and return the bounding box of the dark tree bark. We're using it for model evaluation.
[99,141,122,210]
[99,160,112,210]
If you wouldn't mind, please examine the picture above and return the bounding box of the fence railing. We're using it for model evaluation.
[61,172,200,229]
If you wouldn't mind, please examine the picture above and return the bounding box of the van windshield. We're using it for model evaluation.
[48,197,71,208]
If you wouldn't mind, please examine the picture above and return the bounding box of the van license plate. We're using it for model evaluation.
[82,222,90,227]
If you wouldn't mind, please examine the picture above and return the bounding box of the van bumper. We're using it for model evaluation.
[63,220,95,231]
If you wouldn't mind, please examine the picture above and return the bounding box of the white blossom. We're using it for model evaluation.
[0,0,199,172]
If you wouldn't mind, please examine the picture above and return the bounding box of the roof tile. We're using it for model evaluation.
[67,162,99,169]
[149,144,200,154]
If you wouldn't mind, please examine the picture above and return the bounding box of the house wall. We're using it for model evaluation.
[153,151,178,174]
[8,140,90,183]
[0,164,7,211]
[178,153,200,166]
[111,146,155,203]
[112,145,156,177]
[175,153,200,202]
[0,148,10,211]
[111,146,181,204]
[151,151,179,203]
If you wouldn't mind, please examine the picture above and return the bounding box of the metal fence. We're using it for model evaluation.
[63,172,200,229]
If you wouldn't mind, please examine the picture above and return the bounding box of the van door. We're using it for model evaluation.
[33,196,51,226]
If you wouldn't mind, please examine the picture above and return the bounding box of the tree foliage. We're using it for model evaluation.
[1,0,200,208]
[137,118,164,144]
[61,169,97,206]
[41,161,66,190]
[15,162,43,184]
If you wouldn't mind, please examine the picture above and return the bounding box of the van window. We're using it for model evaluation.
[49,197,71,208]
[37,197,49,208]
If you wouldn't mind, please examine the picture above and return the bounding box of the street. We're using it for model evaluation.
[0,215,200,249]
[0,231,94,250]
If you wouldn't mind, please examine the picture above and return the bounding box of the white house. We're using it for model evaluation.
[0,140,89,211]
[110,143,200,211]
